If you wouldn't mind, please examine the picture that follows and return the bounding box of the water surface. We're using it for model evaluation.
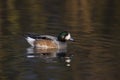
[0,0,120,80]
[0,25,120,80]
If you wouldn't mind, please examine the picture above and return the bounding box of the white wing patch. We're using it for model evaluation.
[26,37,35,46]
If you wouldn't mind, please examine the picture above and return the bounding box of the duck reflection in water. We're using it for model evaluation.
[26,47,73,66]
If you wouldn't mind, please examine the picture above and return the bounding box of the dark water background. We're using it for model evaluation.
[0,0,120,80]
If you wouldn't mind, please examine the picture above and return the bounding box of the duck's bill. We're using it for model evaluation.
[69,38,74,41]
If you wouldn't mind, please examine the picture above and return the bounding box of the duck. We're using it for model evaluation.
[24,31,74,49]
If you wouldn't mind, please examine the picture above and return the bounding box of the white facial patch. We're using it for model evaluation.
[65,33,71,40]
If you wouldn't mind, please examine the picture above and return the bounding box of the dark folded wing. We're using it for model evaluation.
[24,33,53,40]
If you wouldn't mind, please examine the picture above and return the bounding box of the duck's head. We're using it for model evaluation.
[57,31,74,42]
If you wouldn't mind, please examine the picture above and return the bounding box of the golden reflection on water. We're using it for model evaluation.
[0,28,120,80]
[0,0,120,80]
